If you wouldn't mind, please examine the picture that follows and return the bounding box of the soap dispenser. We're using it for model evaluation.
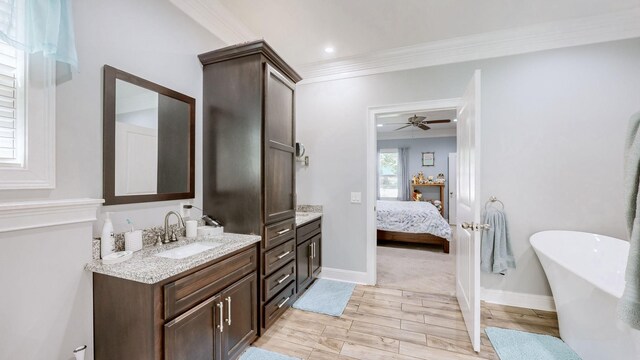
[100,212,115,259]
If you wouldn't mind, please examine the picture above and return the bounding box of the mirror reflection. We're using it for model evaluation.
[103,65,194,205]
[114,80,190,196]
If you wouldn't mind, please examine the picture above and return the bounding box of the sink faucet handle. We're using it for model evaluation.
[155,235,163,246]
[171,231,178,242]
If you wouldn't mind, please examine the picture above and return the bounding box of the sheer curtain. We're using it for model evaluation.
[397,147,410,201]
[0,0,78,68]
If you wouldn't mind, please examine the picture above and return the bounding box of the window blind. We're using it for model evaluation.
[0,39,17,162]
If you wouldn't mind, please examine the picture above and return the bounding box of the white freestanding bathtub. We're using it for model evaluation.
[530,231,640,360]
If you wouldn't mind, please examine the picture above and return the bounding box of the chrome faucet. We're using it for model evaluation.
[164,211,185,243]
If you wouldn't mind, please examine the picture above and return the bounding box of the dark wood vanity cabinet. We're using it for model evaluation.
[296,217,322,295]
[93,245,258,360]
[199,41,301,333]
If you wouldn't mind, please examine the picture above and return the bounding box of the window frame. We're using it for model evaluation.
[0,51,56,190]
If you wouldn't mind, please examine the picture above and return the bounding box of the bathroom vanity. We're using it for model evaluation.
[88,234,260,360]
[295,213,322,295]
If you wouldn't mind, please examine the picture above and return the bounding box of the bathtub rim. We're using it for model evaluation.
[530,230,627,299]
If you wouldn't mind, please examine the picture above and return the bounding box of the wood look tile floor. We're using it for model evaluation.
[255,285,559,359]
[254,239,559,359]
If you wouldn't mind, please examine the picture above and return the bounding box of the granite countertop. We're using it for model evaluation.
[85,233,261,284]
[295,212,322,227]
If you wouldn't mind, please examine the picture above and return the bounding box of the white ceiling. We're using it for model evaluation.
[215,0,640,66]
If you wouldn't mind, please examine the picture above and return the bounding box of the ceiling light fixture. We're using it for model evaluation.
[377,124,383,127]
[453,118,458,122]
[324,47,335,53]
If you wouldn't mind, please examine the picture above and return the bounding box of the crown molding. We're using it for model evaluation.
[170,0,256,45]
[297,8,640,84]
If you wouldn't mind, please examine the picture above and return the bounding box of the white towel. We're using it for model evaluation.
[618,111,640,330]
[481,208,515,275]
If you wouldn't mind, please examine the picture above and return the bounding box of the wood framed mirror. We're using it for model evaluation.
[103,65,195,205]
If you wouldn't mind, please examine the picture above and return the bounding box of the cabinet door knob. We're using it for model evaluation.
[225,297,232,326]
[216,302,224,333]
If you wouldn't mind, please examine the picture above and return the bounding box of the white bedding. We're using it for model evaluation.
[377,200,452,240]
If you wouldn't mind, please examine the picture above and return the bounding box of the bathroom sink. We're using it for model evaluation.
[155,242,222,259]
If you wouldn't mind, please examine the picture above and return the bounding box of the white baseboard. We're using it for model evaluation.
[319,267,368,284]
[481,288,556,312]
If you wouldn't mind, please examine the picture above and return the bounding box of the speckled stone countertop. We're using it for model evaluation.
[295,212,322,226]
[85,233,261,284]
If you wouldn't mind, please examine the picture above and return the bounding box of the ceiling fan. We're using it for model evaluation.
[392,114,451,131]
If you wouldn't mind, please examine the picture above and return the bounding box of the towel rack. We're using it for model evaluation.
[485,196,504,211]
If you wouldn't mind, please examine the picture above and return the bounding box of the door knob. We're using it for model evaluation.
[461,222,490,231]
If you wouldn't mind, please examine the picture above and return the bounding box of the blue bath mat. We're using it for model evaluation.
[239,347,300,360]
[485,327,581,360]
[293,279,355,316]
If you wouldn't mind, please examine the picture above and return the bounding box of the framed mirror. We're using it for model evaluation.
[103,65,195,205]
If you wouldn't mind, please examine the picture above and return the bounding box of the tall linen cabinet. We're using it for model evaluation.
[199,41,301,334]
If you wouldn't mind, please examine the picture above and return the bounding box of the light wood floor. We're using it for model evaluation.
[254,285,559,359]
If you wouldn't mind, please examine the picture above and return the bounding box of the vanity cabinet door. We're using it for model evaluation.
[311,234,322,277]
[220,273,258,360]
[296,239,312,292]
[164,294,222,360]
[264,63,296,225]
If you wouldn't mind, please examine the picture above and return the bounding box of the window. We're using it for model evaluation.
[378,148,399,199]
[0,39,25,167]
[0,45,55,189]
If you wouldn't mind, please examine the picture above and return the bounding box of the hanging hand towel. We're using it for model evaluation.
[481,207,515,275]
[618,111,640,330]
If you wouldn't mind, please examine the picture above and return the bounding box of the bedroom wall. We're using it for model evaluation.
[296,38,639,298]
[0,1,224,359]
[377,136,457,220]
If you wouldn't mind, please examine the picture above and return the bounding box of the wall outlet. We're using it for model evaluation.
[350,192,362,204]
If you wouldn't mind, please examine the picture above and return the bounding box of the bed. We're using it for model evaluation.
[376,200,452,253]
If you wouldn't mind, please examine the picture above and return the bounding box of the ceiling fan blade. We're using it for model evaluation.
[417,124,430,131]
[424,119,451,124]
[394,124,412,131]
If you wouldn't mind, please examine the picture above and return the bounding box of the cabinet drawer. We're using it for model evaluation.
[264,282,295,329]
[264,219,295,250]
[164,246,257,320]
[264,239,295,275]
[296,218,321,244]
[263,260,295,301]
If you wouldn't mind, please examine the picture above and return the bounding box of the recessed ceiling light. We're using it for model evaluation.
[324,47,335,53]
[453,118,458,122]
[377,124,383,127]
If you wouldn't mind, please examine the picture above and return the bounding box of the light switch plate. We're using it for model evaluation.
[350,192,362,204]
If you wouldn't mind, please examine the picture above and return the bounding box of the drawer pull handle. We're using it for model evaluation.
[276,228,291,235]
[216,302,224,333]
[277,296,290,309]
[277,273,290,284]
[277,250,291,259]
[225,296,232,326]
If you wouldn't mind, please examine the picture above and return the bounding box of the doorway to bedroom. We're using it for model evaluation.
[373,103,458,295]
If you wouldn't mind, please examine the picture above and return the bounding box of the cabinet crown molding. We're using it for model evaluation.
[199,40,302,83]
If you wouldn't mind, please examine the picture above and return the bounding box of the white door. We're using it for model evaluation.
[456,70,482,352]
[448,153,457,225]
